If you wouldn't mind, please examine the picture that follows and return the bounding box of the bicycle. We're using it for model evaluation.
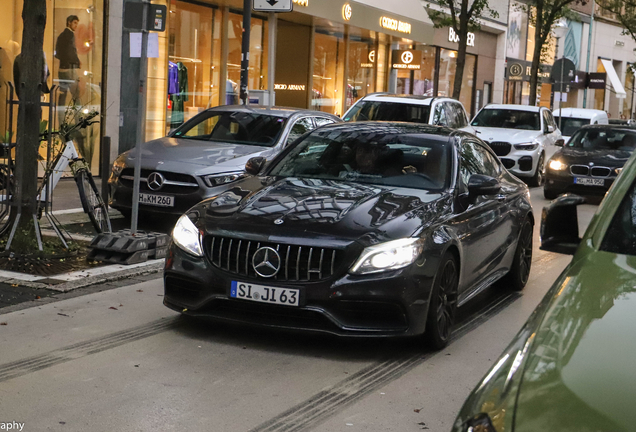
[0,112,111,237]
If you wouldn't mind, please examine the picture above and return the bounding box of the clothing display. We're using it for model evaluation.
[169,62,189,127]
[168,61,179,95]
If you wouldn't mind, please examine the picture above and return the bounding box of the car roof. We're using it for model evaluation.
[208,105,340,118]
[358,94,460,106]
[481,104,544,112]
[579,124,636,131]
[552,108,607,119]
[314,121,458,138]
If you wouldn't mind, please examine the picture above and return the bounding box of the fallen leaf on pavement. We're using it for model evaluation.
[136,289,143,292]
[57,313,70,317]
[35,296,41,299]
[414,409,421,413]
[0,322,7,325]
[134,364,140,367]
[109,307,118,310]
[119,304,123,307]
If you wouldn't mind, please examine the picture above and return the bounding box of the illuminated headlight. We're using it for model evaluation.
[615,167,623,175]
[548,160,566,171]
[349,238,424,275]
[110,155,127,178]
[513,142,539,151]
[203,172,244,187]
[172,214,203,257]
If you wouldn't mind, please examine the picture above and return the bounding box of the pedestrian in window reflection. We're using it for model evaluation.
[55,15,81,120]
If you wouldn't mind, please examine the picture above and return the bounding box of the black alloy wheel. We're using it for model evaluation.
[425,253,459,350]
[499,218,533,291]
[529,153,545,187]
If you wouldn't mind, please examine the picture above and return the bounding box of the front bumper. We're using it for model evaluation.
[498,147,542,178]
[163,244,436,337]
[545,168,616,196]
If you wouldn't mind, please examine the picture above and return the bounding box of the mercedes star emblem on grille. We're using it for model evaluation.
[252,247,281,278]
[274,218,284,225]
[147,172,165,191]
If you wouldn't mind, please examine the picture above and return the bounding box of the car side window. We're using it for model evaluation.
[459,141,500,184]
[446,103,460,128]
[433,103,448,126]
[542,111,551,132]
[286,117,315,146]
[601,179,636,256]
[454,103,468,128]
[315,117,336,127]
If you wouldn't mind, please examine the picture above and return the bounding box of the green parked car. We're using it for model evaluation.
[451,150,636,432]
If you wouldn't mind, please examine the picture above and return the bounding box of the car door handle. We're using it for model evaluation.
[495,194,506,202]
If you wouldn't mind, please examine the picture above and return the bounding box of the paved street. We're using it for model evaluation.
[0,187,599,432]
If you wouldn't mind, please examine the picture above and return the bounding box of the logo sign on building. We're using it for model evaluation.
[361,50,375,68]
[448,28,475,47]
[342,3,352,20]
[392,50,421,70]
[587,72,607,89]
[253,0,293,12]
[508,63,524,80]
[124,2,167,32]
[380,17,412,34]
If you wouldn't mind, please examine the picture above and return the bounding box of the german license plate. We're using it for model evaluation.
[230,281,299,307]
[574,177,604,186]
[139,193,174,207]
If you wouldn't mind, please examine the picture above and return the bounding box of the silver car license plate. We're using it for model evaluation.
[139,193,175,207]
[230,281,299,307]
[574,177,604,186]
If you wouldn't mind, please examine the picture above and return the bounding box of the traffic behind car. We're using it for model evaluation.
[544,125,636,199]
[164,122,533,350]
[342,93,475,133]
[108,106,340,218]
[552,108,609,143]
[451,148,636,432]
[471,104,563,186]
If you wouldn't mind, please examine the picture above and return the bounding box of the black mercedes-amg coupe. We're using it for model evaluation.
[164,122,533,349]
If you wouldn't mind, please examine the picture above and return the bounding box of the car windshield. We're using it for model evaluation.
[602,177,636,256]
[554,117,590,137]
[343,101,431,124]
[171,111,286,147]
[269,128,450,190]
[471,109,541,130]
[567,128,636,151]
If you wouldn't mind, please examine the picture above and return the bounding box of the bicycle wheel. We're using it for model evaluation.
[75,169,112,233]
[0,164,15,237]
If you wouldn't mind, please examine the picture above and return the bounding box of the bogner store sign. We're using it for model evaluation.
[392,50,422,70]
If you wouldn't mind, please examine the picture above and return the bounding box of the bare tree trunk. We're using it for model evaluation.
[11,0,47,251]
[528,3,545,106]
[452,26,469,101]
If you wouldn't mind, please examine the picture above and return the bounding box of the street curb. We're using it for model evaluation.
[2,261,164,293]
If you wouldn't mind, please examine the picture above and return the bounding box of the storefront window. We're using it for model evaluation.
[438,49,475,110]
[396,44,435,97]
[1,0,104,174]
[594,58,607,111]
[167,1,221,131]
[228,12,268,105]
[313,25,345,116]
[346,28,376,111]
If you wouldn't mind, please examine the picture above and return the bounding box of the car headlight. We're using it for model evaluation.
[111,154,127,178]
[349,238,424,275]
[202,172,244,187]
[513,142,539,151]
[615,167,623,175]
[548,159,566,171]
[172,213,203,257]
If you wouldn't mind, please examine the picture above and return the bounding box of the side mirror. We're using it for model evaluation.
[245,157,266,175]
[467,174,501,196]
[540,194,586,255]
[555,138,565,147]
[546,125,555,134]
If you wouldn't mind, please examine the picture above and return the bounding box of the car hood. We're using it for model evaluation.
[514,251,636,432]
[122,137,277,175]
[553,147,633,168]
[473,127,543,144]
[198,176,449,246]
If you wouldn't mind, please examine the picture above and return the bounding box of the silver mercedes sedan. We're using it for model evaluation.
[108,105,341,218]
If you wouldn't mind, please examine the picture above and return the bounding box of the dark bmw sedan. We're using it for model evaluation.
[544,125,636,199]
[164,123,534,348]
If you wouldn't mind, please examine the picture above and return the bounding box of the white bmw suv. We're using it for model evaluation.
[471,104,563,186]
[342,94,476,134]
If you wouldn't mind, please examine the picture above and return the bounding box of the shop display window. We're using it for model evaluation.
[346,29,376,111]
[1,0,104,174]
[438,49,475,110]
[313,25,345,116]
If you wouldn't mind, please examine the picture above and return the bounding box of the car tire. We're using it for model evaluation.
[528,153,545,187]
[499,217,533,292]
[424,252,459,350]
[543,188,559,200]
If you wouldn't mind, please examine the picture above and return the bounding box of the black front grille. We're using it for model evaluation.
[590,167,611,177]
[206,236,340,282]
[488,142,512,156]
[570,165,589,176]
[119,168,199,194]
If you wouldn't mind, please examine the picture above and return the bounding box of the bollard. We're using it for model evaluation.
[101,136,111,211]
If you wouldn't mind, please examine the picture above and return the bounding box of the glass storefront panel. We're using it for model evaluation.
[167,1,221,131]
[1,0,104,174]
[624,65,634,119]
[594,58,606,111]
[438,49,475,110]
[228,12,268,104]
[396,44,435,97]
[346,28,376,111]
[312,25,345,116]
